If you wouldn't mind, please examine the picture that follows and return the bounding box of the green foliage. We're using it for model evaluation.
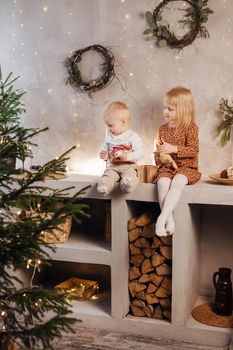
[217,98,233,147]
[0,67,90,349]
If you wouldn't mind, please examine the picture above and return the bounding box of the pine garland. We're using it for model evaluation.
[217,98,233,147]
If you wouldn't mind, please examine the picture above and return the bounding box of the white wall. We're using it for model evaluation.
[1,0,233,176]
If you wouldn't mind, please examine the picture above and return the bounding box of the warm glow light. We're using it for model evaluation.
[69,157,105,175]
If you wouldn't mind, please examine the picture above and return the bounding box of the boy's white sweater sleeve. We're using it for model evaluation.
[127,132,143,162]
[99,138,108,152]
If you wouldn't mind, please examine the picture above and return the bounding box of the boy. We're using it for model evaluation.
[97,101,143,196]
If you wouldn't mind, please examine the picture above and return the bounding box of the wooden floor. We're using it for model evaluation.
[53,326,217,350]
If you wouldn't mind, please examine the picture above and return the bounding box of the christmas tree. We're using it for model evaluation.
[0,66,89,349]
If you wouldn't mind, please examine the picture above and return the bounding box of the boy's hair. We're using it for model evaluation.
[104,101,131,123]
[165,86,195,128]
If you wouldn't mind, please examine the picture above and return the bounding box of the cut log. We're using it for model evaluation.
[147,282,157,294]
[143,304,154,318]
[128,217,138,231]
[146,294,159,305]
[142,247,153,258]
[152,304,163,320]
[151,252,166,267]
[160,245,172,260]
[131,304,146,317]
[151,236,162,249]
[148,274,163,286]
[134,237,150,248]
[160,298,171,309]
[156,263,172,276]
[138,274,150,283]
[141,222,155,239]
[135,290,147,302]
[135,212,153,227]
[160,235,172,246]
[155,286,170,298]
[161,276,172,293]
[129,227,141,242]
[163,309,172,320]
[129,266,141,281]
[130,254,144,267]
[129,281,146,297]
[141,258,154,274]
[129,243,142,255]
[132,299,146,308]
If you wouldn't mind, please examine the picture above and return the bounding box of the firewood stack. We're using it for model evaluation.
[128,212,172,321]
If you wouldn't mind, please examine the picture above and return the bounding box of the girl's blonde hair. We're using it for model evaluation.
[165,86,195,128]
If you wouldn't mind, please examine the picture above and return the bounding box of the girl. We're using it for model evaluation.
[154,86,201,237]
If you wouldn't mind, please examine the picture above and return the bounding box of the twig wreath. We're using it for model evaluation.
[65,44,116,94]
[217,98,233,147]
[144,0,213,50]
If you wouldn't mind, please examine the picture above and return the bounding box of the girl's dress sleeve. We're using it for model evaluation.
[177,124,199,158]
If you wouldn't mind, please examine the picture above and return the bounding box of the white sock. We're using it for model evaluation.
[156,174,188,236]
[165,213,175,235]
[97,185,109,196]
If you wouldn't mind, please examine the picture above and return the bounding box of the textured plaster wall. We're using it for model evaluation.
[0,0,233,176]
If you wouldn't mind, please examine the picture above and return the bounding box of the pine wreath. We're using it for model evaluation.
[144,0,213,50]
[217,98,233,147]
[65,44,115,93]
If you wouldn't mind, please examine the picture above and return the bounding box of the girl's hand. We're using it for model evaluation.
[100,150,108,160]
[157,141,177,154]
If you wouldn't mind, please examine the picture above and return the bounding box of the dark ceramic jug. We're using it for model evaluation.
[213,267,233,316]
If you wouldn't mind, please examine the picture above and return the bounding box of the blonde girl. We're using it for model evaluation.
[154,86,201,237]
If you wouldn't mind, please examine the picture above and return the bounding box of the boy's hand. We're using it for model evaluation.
[100,150,108,160]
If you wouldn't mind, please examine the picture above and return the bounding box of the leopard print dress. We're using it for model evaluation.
[154,123,201,185]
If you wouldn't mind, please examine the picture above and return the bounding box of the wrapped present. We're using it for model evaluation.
[137,165,158,183]
[55,277,99,299]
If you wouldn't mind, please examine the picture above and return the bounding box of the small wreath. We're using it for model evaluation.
[65,44,115,94]
[144,0,213,50]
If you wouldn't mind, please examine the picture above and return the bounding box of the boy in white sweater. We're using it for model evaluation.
[97,101,143,196]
